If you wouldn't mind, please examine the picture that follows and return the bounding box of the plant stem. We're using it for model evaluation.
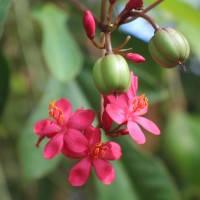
[117,0,164,27]
[91,39,104,49]
[128,11,160,30]
[143,0,164,14]
[107,3,114,25]
[113,35,131,51]
[101,0,107,24]
[105,32,113,54]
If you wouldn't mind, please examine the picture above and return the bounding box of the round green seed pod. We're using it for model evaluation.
[148,27,190,68]
[92,54,131,95]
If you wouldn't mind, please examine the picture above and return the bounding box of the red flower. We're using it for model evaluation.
[62,127,122,186]
[34,98,95,159]
[106,72,160,144]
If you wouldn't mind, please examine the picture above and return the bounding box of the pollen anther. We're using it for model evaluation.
[48,100,64,125]
[132,94,148,112]
[91,142,109,160]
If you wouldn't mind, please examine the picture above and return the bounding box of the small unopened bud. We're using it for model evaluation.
[125,0,144,11]
[83,10,96,40]
[119,129,129,135]
[125,53,145,63]
[109,0,117,4]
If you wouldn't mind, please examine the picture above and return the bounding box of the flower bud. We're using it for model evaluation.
[83,10,96,40]
[148,27,190,68]
[92,54,131,95]
[125,53,145,63]
[109,0,117,4]
[125,0,144,11]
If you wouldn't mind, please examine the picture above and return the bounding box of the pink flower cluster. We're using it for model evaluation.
[34,71,160,186]
[102,72,160,144]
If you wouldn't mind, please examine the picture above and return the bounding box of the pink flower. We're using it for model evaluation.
[106,72,160,144]
[34,98,95,159]
[62,126,122,186]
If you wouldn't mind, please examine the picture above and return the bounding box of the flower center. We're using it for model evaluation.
[132,94,148,113]
[91,142,109,160]
[48,100,64,125]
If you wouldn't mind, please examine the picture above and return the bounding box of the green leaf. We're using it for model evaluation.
[76,69,100,110]
[0,0,12,37]
[0,53,9,118]
[163,111,200,187]
[32,3,83,82]
[119,137,181,200]
[146,0,200,30]
[178,22,200,57]
[96,160,140,200]
[0,163,12,200]
[95,135,140,200]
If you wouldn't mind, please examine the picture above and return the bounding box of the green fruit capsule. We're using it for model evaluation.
[92,54,131,95]
[148,27,190,68]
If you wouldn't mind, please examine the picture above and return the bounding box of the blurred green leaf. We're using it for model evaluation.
[178,22,200,57]
[95,135,139,200]
[119,137,181,200]
[32,3,83,82]
[0,0,12,37]
[77,69,100,111]
[0,163,11,200]
[163,111,200,187]
[146,0,200,30]
[0,53,9,118]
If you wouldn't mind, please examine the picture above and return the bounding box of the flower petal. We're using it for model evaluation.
[125,72,138,99]
[36,135,46,147]
[55,98,72,123]
[106,104,127,124]
[44,133,64,159]
[100,142,122,160]
[68,109,95,130]
[69,157,92,186]
[62,146,87,158]
[127,120,146,144]
[93,159,115,185]
[107,95,128,108]
[34,119,61,135]
[84,126,101,147]
[101,111,113,131]
[134,117,160,135]
[131,104,148,116]
[64,129,88,153]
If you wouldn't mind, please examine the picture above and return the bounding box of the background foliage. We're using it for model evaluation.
[0,0,200,199]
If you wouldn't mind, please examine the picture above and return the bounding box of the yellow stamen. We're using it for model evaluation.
[132,94,148,113]
[48,100,64,125]
[91,142,109,160]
